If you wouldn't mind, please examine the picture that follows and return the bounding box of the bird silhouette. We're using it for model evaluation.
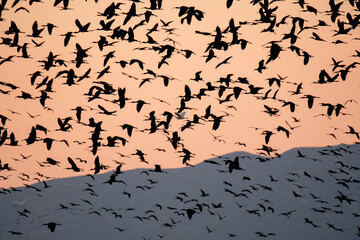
[66,157,81,172]
[43,222,61,232]
[75,19,91,32]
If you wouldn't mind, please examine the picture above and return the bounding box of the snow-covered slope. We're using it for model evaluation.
[1,144,360,240]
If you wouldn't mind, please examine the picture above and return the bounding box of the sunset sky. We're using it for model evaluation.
[0,0,359,188]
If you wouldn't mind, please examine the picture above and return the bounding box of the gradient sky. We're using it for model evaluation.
[0,0,360,188]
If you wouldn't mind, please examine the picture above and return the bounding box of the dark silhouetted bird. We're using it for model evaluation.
[43,222,61,232]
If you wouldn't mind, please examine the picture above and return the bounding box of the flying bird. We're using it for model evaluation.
[43,222,61,232]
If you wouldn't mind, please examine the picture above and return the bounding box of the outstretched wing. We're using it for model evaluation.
[67,157,80,172]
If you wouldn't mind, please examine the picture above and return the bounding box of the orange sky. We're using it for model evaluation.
[0,0,360,188]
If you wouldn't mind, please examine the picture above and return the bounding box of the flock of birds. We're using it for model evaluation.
[0,0,360,238]
[1,144,360,239]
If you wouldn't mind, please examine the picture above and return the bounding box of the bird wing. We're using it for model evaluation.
[67,157,79,171]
